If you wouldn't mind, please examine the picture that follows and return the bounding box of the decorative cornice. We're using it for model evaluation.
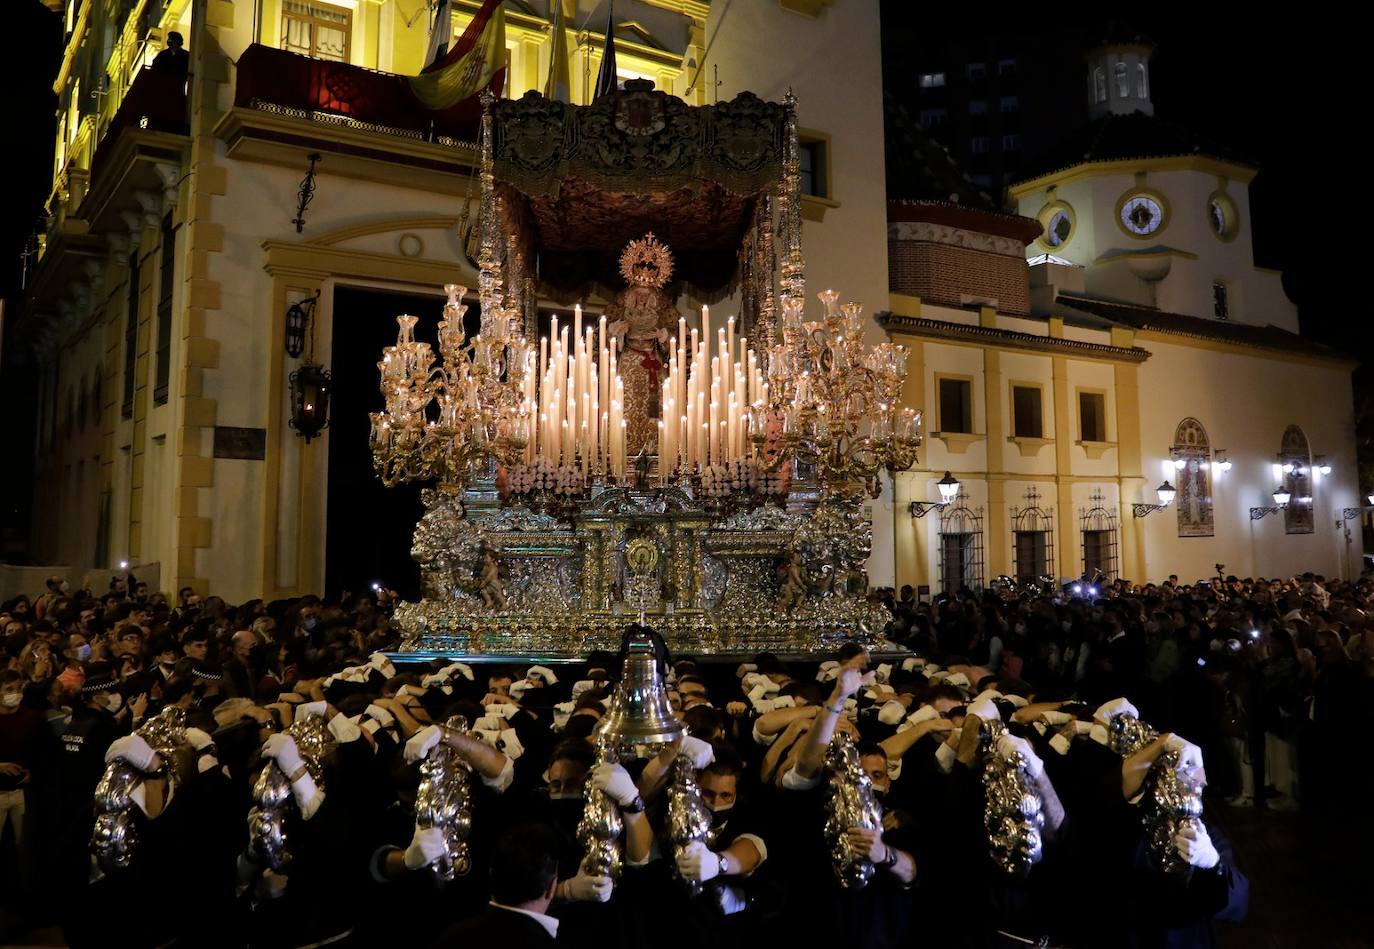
[876,311,1151,364]
[888,221,1026,258]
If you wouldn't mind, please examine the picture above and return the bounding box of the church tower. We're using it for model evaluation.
[1085,24,1154,119]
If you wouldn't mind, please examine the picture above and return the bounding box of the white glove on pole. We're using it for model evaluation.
[404,725,443,764]
[1163,734,1206,772]
[996,733,1044,779]
[680,735,715,770]
[561,869,613,902]
[403,825,448,871]
[1093,697,1139,724]
[262,734,305,776]
[966,698,1001,723]
[105,734,160,771]
[1174,823,1220,869]
[676,839,720,883]
[591,762,639,808]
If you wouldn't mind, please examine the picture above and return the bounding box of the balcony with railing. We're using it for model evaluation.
[28,64,188,307]
[217,44,480,192]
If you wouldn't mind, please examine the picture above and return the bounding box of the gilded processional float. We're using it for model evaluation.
[369,82,920,657]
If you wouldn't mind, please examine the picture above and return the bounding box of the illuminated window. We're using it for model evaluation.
[1114,62,1128,98]
[1136,63,1148,99]
[1094,67,1106,103]
[919,72,946,88]
[281,0,352,62]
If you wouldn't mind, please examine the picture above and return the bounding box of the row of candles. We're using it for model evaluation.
[373,286,920,489]
[525,304,767,478]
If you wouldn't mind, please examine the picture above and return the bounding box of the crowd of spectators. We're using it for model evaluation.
[0,567,1368,947]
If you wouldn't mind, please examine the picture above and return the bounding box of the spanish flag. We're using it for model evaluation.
[410,0,506,111]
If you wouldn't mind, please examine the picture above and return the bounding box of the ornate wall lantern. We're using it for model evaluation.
[285,291,330,442]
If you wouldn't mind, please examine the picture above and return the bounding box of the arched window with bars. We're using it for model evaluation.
[1173,418,1214,537]
[1280,425,1313,535]
[938,492,984,593]
[1010,486,1055,583]
[1079,489,1118,581]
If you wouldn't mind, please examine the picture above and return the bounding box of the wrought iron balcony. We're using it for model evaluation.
[232,44,480,146]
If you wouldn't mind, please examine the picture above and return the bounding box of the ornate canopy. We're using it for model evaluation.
[487,81,789,299]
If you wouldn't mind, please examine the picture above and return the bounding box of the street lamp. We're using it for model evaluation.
[1132,480,1176,518]
[1251,486,1291,521]
[910,471,961,518]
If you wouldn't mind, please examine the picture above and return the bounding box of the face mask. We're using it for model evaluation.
[707,802,734,825]
[549,792,584,802]
[2,692,20,708]
[75,644,92,661]
[301,618,317,631]
[1013,623,1026,635]
[105,692,123,714]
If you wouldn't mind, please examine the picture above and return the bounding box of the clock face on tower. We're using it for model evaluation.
[1120,195,1164,236]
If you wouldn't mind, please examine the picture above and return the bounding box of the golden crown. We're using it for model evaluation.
[619,232,674,289]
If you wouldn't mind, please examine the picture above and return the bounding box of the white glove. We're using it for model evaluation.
[561,869,613,902]
[1093,697,1139,723]
[571,680,596,699]
[996,733,1044,778]
[368,653,396,678]
[296,700,328,719]
[875,663,892,684]
[442,661,474,681]
[945,672,971,689]
[908,704,940,725]
[878,700,906,725]
[1174,823,1220,869]
[1163,734,1205,772]
[676,840,720,883]
[403,825,448,871]
[973,689,1003,704]
[106,733,160,771]
[735,662,758,679]
[966,698,1001,722]
[591,762,639,808]
[421,672,452,690]
[1041,710,1072,726]
[680,735,715,770]
[184,727,214,751]
[328,713,362,744]
[366,704,397,728]
[404,724,442,764]
[900,656,925,672]
[263,734,305,776]
[527,664,559,686]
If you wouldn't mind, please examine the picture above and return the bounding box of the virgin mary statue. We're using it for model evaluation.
[605,233,679,458]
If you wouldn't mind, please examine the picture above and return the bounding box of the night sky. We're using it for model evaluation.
[0,4,1356,553]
